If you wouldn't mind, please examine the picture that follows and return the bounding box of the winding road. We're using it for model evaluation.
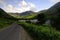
[0,22,33,40]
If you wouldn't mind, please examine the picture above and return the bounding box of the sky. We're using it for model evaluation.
[0,0,60,13]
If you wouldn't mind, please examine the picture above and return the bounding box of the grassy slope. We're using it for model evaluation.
[24,13,38,19]
[0,8,16,29]
[0,18,15,29]
[9,13,38,19]
[8,13,21,19]
[17,21,60,40]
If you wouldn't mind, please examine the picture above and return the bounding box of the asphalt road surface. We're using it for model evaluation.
[0,22,33,40]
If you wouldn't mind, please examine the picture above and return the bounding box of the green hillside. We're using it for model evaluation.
[34,2,60,30]
[9,12,38,19]
[0,8,16,29]
[46,2,60,30]
[0,8,17,20]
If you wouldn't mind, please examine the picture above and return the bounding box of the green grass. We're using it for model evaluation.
[8,13,21,19]
[17,21,60,40]
[24,14,37,19]
[0,18,15,29]
[9,13,37,19]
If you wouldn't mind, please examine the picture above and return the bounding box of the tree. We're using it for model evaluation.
[50,7,60,30]
[36,13,46,25]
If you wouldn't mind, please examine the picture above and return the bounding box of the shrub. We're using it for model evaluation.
[17,21,60,40]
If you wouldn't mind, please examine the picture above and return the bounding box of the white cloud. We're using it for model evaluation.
[19,0,28,7]
[3,0,36,13]
[18,0,36,12]
[28,2,36,11]
[48,0,60,3]
[4,4,23,13]
[5,5,17,13]
[0,0,6,6]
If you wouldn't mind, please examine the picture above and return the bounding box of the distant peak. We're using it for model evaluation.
[0,8,4,11]
[0,8,2,10]
[56,2,60,4]
[55,2,60,6]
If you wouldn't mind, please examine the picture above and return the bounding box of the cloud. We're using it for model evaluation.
[48,0,60,3]
[0,0,6,6]
[18,0,36,12]
[4,4,22,13]
[4,4,16,13]
[3,0,36,13]
[19,0,28,7]
[28,2,36,11]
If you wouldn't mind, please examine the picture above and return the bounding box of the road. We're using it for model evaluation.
[0,22,33,40]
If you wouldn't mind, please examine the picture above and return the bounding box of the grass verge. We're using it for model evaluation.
[0,18,15,29]
[17,21,60,40]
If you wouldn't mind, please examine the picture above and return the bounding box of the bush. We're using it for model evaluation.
[17,21,60,40]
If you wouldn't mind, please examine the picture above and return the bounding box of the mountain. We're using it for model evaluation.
[9,11,38,19]
[47,2,60,19]
[38,10,47,14]
[9,11,35,16]
[0,8,17,19]
[20,11,35,16]
[46,2,60,30]
[47,2,60,16]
